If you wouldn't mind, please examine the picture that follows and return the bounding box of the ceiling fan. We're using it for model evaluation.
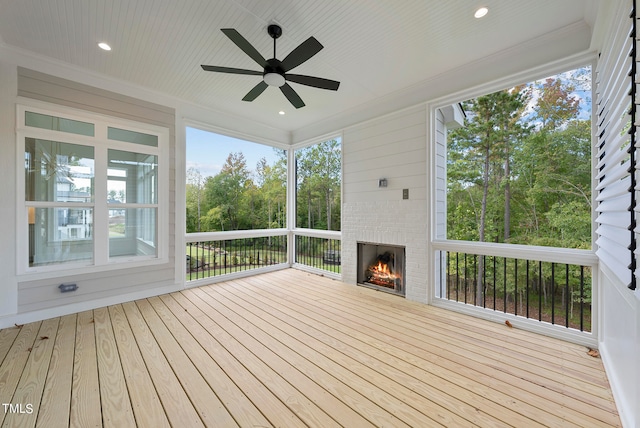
[201,24,340,109]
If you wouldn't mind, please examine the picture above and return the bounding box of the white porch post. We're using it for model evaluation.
[287,147,297,266]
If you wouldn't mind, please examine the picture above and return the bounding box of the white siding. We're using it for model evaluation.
[15,68,178,313]
[0,62,19,319]
[343,106,427,203]
[341,105,428,303]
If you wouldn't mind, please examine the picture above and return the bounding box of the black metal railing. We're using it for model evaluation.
[186,235,287,281]
[295,234,341,274]
[438,251,592,332]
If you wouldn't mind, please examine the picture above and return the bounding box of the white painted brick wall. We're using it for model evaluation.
[341,105,430,303]
[342,199,428,303]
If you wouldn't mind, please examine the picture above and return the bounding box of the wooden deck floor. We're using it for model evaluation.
[0,269,621,427]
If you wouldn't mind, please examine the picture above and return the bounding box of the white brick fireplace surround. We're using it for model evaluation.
[342,200,428,303]
[340,104,431,304]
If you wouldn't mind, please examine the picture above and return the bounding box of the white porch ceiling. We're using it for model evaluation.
[0,0,602,135]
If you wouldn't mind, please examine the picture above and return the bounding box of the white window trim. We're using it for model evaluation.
[424,53,599,342]
[16,100,169,279]
[428,52,598,251]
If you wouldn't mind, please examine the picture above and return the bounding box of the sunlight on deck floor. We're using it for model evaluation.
[0,269,620,427]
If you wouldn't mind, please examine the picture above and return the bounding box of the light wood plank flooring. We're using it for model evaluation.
[0,269,621,427]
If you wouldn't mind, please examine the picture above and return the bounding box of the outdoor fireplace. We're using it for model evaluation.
[357,242,405,296]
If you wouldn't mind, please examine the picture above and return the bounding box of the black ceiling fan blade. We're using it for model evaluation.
[221,28,267,68]
[280,36,323,72]
[242,81,268,102]
[201,65,263,76]
[280,83,305,109]
[285,74,340,91]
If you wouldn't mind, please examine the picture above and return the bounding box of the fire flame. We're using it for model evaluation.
[371,260,397,280]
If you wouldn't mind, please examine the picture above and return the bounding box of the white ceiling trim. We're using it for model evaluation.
[293,21,594,143]
[0,41,291,145]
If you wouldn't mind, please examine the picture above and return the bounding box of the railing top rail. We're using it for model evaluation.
[432,239,597,266]
[186,228,288,243]
[293,228,342,240]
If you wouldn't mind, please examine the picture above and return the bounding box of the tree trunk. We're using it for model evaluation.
[504,156,511,240]
[326,189,331,230]
[477,143,491,304]
[307,190,312,229]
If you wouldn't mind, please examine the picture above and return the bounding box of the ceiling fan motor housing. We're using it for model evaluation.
[267,24,282,39]
[264,58,286,86]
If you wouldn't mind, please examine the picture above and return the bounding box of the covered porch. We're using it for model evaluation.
[0,269,620,427]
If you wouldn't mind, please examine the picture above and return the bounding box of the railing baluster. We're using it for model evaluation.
[514,259,518,316]
[565,263,570,328]
[455,252,460,301]
[551,262,555,325]
[447,251,451,300]
[503,257,507,313]
[473,254,477,306]
[493,256,497,311]
[526,259,530,319]
[464,252,468,304]
[580,266,585,332]
[538,261,543,322]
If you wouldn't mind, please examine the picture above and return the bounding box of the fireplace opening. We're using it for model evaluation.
[357,242,405,296]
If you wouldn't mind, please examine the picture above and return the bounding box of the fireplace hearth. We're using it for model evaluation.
[357,242,405,296]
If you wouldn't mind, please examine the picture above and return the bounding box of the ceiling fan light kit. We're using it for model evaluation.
[264,72,285,87]
[201,24,340,109]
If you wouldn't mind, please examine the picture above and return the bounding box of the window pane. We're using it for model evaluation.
[295,138,342,231]
[25,138,94,202]
[109,208,157,258]
[444,66,592,249]
[29,207,93,267]
[185,127,287,232]
[108,150,157,204]
[25,111,94,136]
[108,127,158,147]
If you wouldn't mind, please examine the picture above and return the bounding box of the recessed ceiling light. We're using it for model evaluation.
[474,7,488,18]
[279,110,285,115]
[98,42,112,51]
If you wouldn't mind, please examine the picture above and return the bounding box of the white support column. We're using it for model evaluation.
[286,148,297,266]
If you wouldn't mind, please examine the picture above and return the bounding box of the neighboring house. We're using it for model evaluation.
[0,1,637,426]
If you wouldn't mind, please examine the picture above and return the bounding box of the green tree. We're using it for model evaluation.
[256,153,287,228]
[448,89,527,244]
[533,77,580,130]
[296,139,341,230]
[514,120,591,246]
[202,152,251,230]
[186,167,204,232]
[449,90,527,302]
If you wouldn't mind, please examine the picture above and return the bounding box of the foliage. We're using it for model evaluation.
[295,139,342,230]
[444,67,593,328]
[447,68,592,250]
[186,139,341,233]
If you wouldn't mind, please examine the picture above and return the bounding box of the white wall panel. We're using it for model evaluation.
[15,68,179,315]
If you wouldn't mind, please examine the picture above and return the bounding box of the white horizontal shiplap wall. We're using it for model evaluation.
[341,105,428,303]
[343,106,427,203]
[16,67,177,313]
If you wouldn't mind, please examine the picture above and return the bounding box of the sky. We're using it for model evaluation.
[186,127,284,180]
[521,66,592,126]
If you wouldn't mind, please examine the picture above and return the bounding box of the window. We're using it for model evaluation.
[295,138,342,231]
[18,103,168,274]
[185,127,287,233]
[432,65,596,332]
[442,66,592,249]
